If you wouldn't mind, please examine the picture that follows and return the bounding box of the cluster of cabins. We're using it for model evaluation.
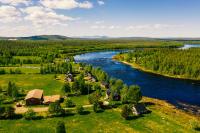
[25,89,61,105]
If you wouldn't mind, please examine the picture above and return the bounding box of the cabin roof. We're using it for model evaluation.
[43,95,61,103]
[25,89,43,100]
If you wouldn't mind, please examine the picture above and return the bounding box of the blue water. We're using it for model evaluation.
[180,44,200,49]
[74,45,200,109]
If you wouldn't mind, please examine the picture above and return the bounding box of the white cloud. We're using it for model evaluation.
[22,6,75,27]
[40,0,93,10]
[127,24,184,30]
[0,5,22,23]
[95,20,104,24]
[91,25,105,29]
[91,25,120,30]
[0,0,32,6]
[97,1,104,6]
[153,24,184,29]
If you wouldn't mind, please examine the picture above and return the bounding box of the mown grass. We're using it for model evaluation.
[14,56,41,60]
[1,67,40,74]
[0,74,63,95]
[0,97,200,133]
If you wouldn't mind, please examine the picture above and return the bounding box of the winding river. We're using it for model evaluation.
[74,45,200,113]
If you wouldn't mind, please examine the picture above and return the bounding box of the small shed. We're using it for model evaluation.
[132,103,149,115]
[100,82,109,89]
[25,89,44,105]
[65,73,74,82]
[43,95,61,105]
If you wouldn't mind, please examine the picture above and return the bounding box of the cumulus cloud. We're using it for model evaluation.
[127,24,184,30]
[0,5,22,23]
[0,0,32,6]
[40,0,93,10]
[97,0,104,6]
[91,25,120,30]
[22,6,75,27]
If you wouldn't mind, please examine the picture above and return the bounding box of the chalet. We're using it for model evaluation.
[25,89,44,105]
[43,95,61,105]
[85,72,97,82]
[100,82,109,89]
[105,89,120,101]
[65,72,74,82]
[65,58,70,62]
[105,89,111,99]
[113,92,121,101]
[79,67,83,71]
[132,103,149,115]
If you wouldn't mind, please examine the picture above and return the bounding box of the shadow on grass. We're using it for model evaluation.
[79,111,91,115]
[96,109,105,113]
[65,113,76,117]
[144,102,155,106]
[126,115,145,121]
[195,127,200,131]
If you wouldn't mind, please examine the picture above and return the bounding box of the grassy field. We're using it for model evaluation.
[0,74,64,95]
[0,97,199,133]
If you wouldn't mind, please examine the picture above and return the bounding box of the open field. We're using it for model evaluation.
[0,97,199,133]
[0,74,64,95]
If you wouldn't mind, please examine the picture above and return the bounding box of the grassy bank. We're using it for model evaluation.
[113,49,200,81]
[116,60,200,81]
[0,97,199,133]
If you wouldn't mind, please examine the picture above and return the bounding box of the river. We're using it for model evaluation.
[74,44,200,114]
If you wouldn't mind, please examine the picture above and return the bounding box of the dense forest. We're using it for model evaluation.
[115,48,200,80]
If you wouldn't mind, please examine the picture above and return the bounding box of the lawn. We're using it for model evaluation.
[0,74,64,95]
[0,66,40,74]
[0,97,199,133]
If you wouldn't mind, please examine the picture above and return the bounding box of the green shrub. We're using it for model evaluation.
[76,105,84,114]
[121,105,130,120]
[48,101,63,115]
[65,98,75,108]
[24,109,37,120]
[56,121,66,133]
[0,106,15,119]
[93,103,101,113]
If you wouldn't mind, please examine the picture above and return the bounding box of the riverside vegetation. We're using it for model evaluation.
[114,48,200,80]
[0,40,200,132]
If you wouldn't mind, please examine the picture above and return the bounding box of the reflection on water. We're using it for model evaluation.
[74,46,200,113]
[180,44,200,49]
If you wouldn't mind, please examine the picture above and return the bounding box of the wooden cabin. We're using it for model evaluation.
[132,103,149,115]
[65,73,74,82]
[25,89,44,105]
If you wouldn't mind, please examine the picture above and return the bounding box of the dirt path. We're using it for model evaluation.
[15,105,93,114]
[15,107,49,114]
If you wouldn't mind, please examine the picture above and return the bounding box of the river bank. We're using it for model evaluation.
[113,56,200,82]
[113,58,200,115]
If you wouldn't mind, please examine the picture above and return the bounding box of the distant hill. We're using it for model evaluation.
[0,35,200,41]
[0,35,71,41]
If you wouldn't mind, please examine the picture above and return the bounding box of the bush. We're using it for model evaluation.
[88,91,101,104]
[93,103,102,113]
[61,83,71,95]
[48,101,63,115]
[0,106,15,119]
[121,105,130,120]
[93,103,98,113]
[56,121,66,133]
[65,98,75,108]
[76,105,84,114]
[189,120,200,131]
[24,109,37,120]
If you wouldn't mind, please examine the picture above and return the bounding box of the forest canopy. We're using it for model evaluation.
[115,48,200,80]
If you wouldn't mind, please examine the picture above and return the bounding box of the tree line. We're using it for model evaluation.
[116,48,200,79]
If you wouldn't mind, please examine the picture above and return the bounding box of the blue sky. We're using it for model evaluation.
[0,0,200,37]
